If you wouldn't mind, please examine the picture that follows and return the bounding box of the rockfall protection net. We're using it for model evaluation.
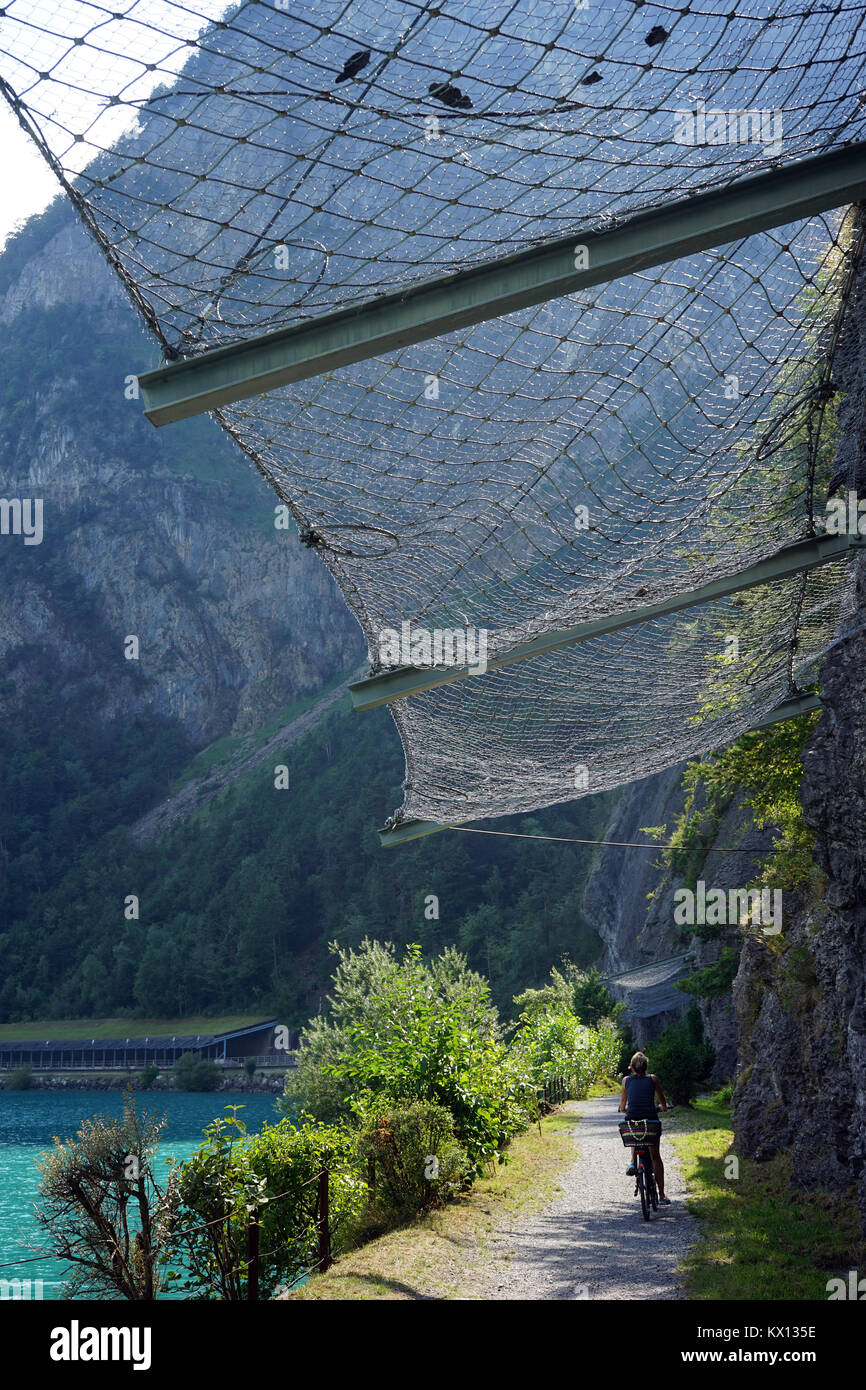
[2,0,865,830]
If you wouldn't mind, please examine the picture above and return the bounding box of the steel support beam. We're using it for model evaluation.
[379,689,824,846]
[748,688,821,729]
[351,531,863,711]
[139,143,866,425]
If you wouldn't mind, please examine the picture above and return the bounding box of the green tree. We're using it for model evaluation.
[287,940,527,1172]
[647,1006,715,1106]
[172,1052,221,1092]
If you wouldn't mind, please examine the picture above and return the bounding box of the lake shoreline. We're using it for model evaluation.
[2,1073,287,1095]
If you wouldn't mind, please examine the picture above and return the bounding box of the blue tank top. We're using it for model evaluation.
[624,1074,658,1120]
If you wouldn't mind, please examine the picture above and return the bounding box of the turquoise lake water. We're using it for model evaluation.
[0,1090,282,1299]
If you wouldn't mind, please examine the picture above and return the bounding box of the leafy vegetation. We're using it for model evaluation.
[677,946,740,1000]
[653,713,819,898]
[643,713,821,1000]
[287,1105,582,1301]
[357,1101,469,1228]
[510,966,622,1101]
[646,1005,715,1105]
[165,1109,365,1301]
[287,941,621,1177]
[171,1053,221,1092]
[286,940,529,1172]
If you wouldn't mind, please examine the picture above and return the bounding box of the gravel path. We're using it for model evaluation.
[478,1095,697,1300]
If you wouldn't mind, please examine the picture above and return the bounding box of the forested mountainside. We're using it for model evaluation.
[0,197,616,1023]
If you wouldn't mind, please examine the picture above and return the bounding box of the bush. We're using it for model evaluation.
[292,940,528,1174]
[570,966,627,1029]
[138,1063,159,1090]
[509,1001,621,1102]
[709,1081,733,1107]
[172,1052,221,1092]
[357,1100,469,1228]
[243,1057,256,1078]
[648,1005,715,1106]
[7,1064,33,1091]
[35,1092,170,1299]
[678,947,740,1000]
[168,1110,366,1300]
[510,965,625,1103]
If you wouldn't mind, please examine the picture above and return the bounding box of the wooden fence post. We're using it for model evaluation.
[317,1167,332,1272]
[247,1207,260,1301]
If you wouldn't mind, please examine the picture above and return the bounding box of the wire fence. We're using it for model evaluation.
[0,1082,578,1296]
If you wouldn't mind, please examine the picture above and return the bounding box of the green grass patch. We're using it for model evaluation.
[0,1014,272,1042]
[587,1078,620,1098]
[668,1099,866,1300]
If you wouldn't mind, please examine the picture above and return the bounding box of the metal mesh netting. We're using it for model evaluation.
[1,0,864,829]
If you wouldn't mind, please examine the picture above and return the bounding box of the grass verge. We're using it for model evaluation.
[283,1104,582,1301]
[668,1097,866,1300]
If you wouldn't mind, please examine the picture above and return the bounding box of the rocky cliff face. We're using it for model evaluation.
[732,563,866,1225]
[732,244,866,1229]
[581,763,747,1081]
[0,207,363,745]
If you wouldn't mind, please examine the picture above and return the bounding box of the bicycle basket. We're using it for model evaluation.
[619,1119,661,1147]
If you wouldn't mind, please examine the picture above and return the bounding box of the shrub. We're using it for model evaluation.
[138,1064,159,1090]
[678,947,740,1000]
[648,1005,715,1106]
[172,1052,221,1092]
[570,966,627,1029]
[510,965,624,1101]
[509,1003,620,1102]
[709,1081,733,1107]
[7,1064,33,1091]
[168,1110,366,1300]
[243,1058,256,1078]
[293,940,527,1173]
[356,1100,469,1227]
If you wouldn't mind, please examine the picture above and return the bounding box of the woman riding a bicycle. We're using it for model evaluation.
[619,1051,671,1206]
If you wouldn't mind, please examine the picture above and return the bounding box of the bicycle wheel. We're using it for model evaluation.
[648,1167,658,1211]
[637,1166,650,1221]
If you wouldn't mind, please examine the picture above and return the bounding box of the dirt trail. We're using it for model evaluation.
[474,1094,697,1300]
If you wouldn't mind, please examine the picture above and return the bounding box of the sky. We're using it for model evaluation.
[0,103,62,249]
[0,0,233,251]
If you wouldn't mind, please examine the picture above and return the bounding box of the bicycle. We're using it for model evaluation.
[619,1118,661,1221]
